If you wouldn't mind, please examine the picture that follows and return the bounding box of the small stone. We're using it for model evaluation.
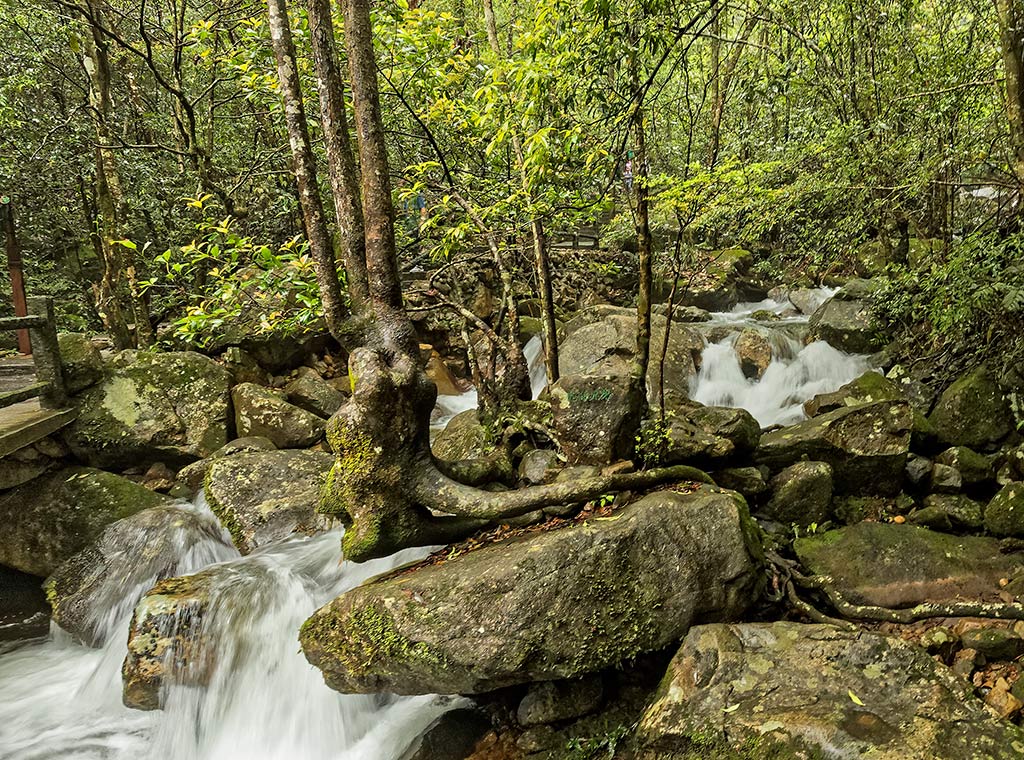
[935,446,993,485]
[517,676,604,727]
[984,679,1023,719]
[515,726,560,753]
[713,466,769,500]
[763,461,833,527]
[904,455,932,488]
[919,626,959,660]
[952,648,982,678]
[519,449,561,485]
[960,628,1024,661]
[985,482,1024,537]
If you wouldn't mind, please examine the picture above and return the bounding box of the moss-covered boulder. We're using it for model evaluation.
[44,505,231,646]
[557,307,705,410]
[985,482,1024,537]
[928,366,1011,450]
[763,461,833,527]
[432,409,489,461]
[755,400,912,495]
[57,332,104,394]
[284,367,346,418]
[807,287,886,354]
[646,402,760,467]
[657,248,766,312]
[909,494,985,531]
[549,374,644,465]
[232,382,325,448]
[803,370,903,417]
[300,486,763,695]
[204,449,334,553]
[0,467,170,577]
[794,522,1024,608]
[934,446,993,485]
[634,622,1024,760]
[64,350,232,468]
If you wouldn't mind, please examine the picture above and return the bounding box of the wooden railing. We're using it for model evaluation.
[0,297,67,410]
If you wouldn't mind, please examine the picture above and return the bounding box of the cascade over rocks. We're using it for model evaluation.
[300,486,763,695]
[44,505,230,646]
[232,382,326,448]
[755,399,912,495]
[64,350,232,469]
[0,466,170,577]
[795,522,1024,608]
[807,280,887,354]
[634,622,1024,759]
[204,449,334,553]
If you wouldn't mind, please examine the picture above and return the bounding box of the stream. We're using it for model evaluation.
[0,290,869,759]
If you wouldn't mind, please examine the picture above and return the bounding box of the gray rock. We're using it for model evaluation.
[232,382,325,448]
[285,367,346,418]
[788,288,829,315]
[804,370,904,417]
[0,467,170,577]
[929,463,962,494]
[755,400,911,495]
[44,505,230,646]
[57,332,104,394]
[300,487,764,695]
[928,366,1011,449]
[904,454,932,488]
[807,293,886,354]
[65,351,232,468]
[935,446,993,485]
[763,461,833,527]
[910,494,984,530]
[644,402,760,467]
[634,622,1024,760]
[985,482,1024,537]
[174,436,278,497]
[405,708,491,760]
[549,374,643,465]
[712,466,769,501]
[518,449,560,485]
[960,628,1024,661]
[204,450,334,554]
[733,330,772,380]
[432,409,489,461]
[795,522,1024,608]
[517,676,603,727]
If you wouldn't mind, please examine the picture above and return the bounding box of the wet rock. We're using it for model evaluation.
[763,461,832,527]
[518,449,560,485]
[232,382,325,448]
[0,467,170,577]
[423,347,464,397]
[909,494,984,531]
[935,446,993,485]
[204,450,334,554]
[807,287,886,354]
[175,436,277,496]
[517,676,603,726]
[432,409,489,461]
[44,505,229,646]
[65,351,232,468]
[795,522,1024,608]
[651,304,712,323]
[985,482,1024,537]
[755,400,912,495]
[0,457,53,491]
[57,332,104,394]
[300,486,763,695]
[804,370,903,417]
[634,622,1024,760]
[928,366,1011,450]
[557,307,704,410]
[711,466,768,501]
[406,707,492,760]
[284,367,346,418]
[733,330,772,380]
[643,402,760,467]
[549,374,643,465]
[788,287,830,316]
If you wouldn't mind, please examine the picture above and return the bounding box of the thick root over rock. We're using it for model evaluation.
[320,346,710,562]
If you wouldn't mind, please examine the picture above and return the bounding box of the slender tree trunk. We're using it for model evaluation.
[482,0,559,384]
[308,0,371,311]
[630,55,651,416]
[995,0,1024,187]
[267,0,348,338]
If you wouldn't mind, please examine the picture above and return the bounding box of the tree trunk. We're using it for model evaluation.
[308,0,371,311]
[996,0,1024,187]
[267,0,348,338]
[320,0,696,562]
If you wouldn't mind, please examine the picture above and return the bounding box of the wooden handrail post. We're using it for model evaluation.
[27,297,66,409]
[0,196,31,355]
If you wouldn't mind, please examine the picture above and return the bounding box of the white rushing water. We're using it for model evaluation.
[690,290,872,427]
[0,498,456,760]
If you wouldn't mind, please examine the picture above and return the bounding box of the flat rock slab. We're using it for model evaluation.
[795,521,1024,608]
[635,622,1024,759]
[300,487,764,695]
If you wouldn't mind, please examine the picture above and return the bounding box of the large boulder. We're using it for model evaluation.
[204,450,334,553]
[432,409,489,461]
[44,505,231,646]
[57,332,104,394]
[634,622,1024,759]
[803,370,904,417]
[794,522,1024,608]
[807,285,886,354]
[985,482,1024,537]
[300,487,764,695]
[232,382,325,448]
[64,351,233,468]
[284,367,346,418]
[656,248,766,312]
[788,287,830,316]
[549,374,644,465]
[0,467,170,577]
[733,330,772,380]
[928,366,1012,450]
[755,400,912,495]
[557,307,705,410]
[642,402,760,467]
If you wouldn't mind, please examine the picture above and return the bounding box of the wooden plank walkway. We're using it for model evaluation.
[0,352,75,458]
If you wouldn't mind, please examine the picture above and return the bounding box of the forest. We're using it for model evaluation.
[2,0,1024,758]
